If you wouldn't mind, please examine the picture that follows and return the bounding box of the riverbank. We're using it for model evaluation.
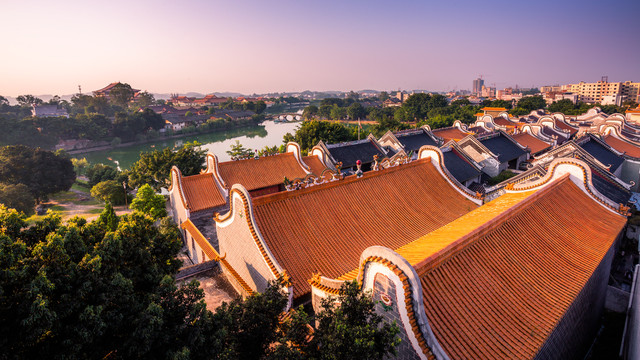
[72,120,300,169]
[67,120,270,155]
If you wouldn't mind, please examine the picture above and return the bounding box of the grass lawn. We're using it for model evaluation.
[71,182,91,193]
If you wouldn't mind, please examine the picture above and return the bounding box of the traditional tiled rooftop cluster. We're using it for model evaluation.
[170,107,640,359]
[251,159,478,299]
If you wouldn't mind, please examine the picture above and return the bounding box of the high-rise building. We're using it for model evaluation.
[473,77,484,95]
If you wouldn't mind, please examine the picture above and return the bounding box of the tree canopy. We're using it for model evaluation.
[0,206,196,359]
[130,184,167,220]
[0,183,35,215]
[109,82,135,107]
[0,201,401,359]
[0,145,75,202]
[128,142,206,191]
[283,121,357,152]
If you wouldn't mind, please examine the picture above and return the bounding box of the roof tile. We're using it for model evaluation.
[252,159,479,299]
[218,152,309,191]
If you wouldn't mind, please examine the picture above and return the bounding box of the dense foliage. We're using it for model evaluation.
[0,206,197,359]
[0,183,35,215]
[0,202,400,359]
[0,145,75,203]
[90,180,128,205]
[128,142,206,191]
[130,184,168,220]
[283,121,358,152]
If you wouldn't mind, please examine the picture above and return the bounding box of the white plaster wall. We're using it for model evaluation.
[216,192,278,293]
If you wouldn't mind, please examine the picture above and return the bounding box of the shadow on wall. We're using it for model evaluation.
[245,260,268,291]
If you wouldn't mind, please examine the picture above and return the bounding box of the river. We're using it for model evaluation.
[74,120,300,170]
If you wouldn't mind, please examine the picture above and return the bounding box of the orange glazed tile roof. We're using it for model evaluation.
[180,173,226,211]
[604,135,640,158]
[252,159,479,299]
[302,155,327,177]
[556,120,578,135]
[482,107,507,111]
[493,116,516,127]
[400,177,625,360]
[511,132,552,154]
[218,152,309,191]
[433,127,470,142]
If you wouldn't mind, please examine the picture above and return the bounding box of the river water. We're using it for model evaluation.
[75,120,300,170]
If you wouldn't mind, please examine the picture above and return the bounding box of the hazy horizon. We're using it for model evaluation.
[2,0,639,97]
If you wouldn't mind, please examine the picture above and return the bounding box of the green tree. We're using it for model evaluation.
[516,96,546,112]
[0,206,203,359]
[98,201,119,231]
[0,145,75,202]
[330,105,347,120]
[128,142,206,191]
[0,183,35,215]
[91,180,127,205]
[600,104,626,115]
[86,163,120,187]
[255,100,267,114]
[402,93,439,120]
[109,82,135,107]
[283,120,356,152]
[547,99,576,114]
[451,98,470,107]
[347,102,366,120]
[135,91,156,108]
[130,184,167,219]
[317,104,333,119]
[378,91,390,101]
[490,99,512,110]
[16,94,43,107]
[302,105,318,120]
[71,157,89,175]
[136,107,165,130]
[307,281,401,359]
[226,140,254,160]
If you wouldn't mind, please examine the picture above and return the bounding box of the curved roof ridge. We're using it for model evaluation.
[252,158,430,206]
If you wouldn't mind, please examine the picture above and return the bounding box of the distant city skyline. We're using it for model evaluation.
[1,0,639,97]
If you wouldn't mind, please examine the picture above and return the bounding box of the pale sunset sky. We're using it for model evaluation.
[1,0,639,96]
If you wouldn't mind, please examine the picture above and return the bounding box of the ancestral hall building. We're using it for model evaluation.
[169,106,640,357]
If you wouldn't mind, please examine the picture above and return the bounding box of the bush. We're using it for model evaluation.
[0,183,35,215]
[111,137,122,146]
[488,170,517,185]
[91,180,128,205]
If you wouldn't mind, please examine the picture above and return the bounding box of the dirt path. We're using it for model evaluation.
[42,189,132,221]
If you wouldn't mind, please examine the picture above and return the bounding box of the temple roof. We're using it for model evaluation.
[325,138,386,168]
[493,116,516,127]
[179,173,226,212]
[556,120,579,135]
[590,170,631,205]
[302,155,327,177]
[432,127,470,142]
[398,177,626,359]
[251,159,479,299]
[580,137,624,172]
[511,132,552,154]
[394,129,439,153]
[603,135,640,158]
[541,126,569,144]
[479,133,528,163]
[217,152,309,191]
[442,148,482,184]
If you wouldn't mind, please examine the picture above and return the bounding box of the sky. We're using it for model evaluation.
[1,0,639,96]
